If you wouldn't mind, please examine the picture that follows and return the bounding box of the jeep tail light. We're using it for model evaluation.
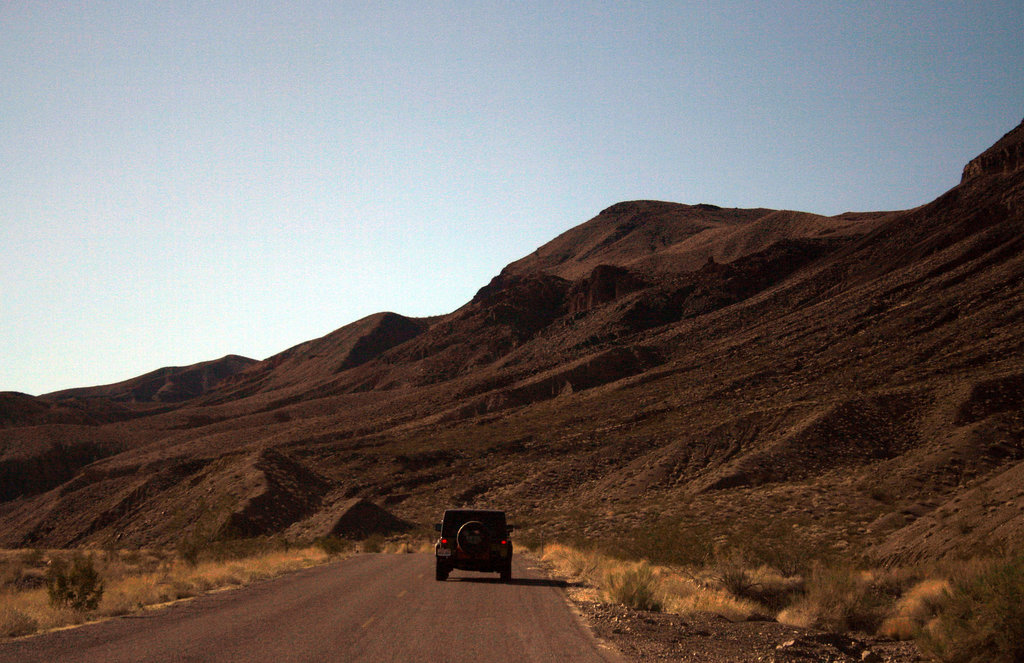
[440,538,449,545]
[500,540,507,545]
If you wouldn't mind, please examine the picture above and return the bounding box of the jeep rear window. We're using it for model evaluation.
[441,510,507,537]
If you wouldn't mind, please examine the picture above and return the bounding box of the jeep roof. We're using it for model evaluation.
[439,509,508,536]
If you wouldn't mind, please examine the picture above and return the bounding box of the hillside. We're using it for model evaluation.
[46,355,257,404]
[1,119,1022,563]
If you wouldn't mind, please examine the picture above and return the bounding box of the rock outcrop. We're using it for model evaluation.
[962,118,1024,181]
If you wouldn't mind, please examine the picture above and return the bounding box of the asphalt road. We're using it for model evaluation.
[0,553,622,663]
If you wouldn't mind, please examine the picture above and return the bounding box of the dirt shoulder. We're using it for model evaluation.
[575,599,922,663]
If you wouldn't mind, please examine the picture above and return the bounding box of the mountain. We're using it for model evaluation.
[46,355,258,404]
[1,118,1022,562]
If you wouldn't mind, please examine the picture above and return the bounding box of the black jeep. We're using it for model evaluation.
[434,509,513,582]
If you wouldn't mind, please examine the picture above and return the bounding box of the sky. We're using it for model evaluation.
[2,2,1023,396]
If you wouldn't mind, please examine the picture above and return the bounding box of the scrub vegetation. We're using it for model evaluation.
[0,540,341,639]
[536,536,1024,662]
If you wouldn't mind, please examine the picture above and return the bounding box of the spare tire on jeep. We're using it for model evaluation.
[457,521,491,555]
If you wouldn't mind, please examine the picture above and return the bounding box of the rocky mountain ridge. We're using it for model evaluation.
[1,119,1022,564]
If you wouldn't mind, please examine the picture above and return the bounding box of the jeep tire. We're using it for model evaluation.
[456,521,491,555]
[500,559,512,582]
[435,560,449,582]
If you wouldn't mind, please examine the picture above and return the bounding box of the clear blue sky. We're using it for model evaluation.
[2,2,1022,396]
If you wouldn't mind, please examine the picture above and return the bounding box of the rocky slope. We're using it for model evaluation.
[46,355,257,404]
[1,119,1022,562]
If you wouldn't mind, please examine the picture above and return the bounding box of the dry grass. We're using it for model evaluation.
[0,604,38,638]
[605,563,663,612]
[380,538,434,554]
[540,539,997,648]
[1,546,332,639]
[657,570,763,621]
[776,563,915,633]
[916,555,1024,663]
[878,578,950,640]
[540,543,762,620]
[541,543,608,580]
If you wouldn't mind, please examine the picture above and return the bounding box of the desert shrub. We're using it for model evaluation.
[176,534,204,567]
[917,555,1024,663]
[742,565,804,613]
[513,529,547,552]
[712,550,757,599]
[46,554,104,611]
[718,566,753,597]
[604,563,662,612]
[177,535,291,566]
[878,578,949,640]
[607,515,820,576]
[723,518,823,577]
[0,563,19,590]
[0,605,39,638]
[777,563,892,633]
[203,537,285,562]
[361,534,385,553]
[20,549,46,567]
[562,546,602,579]
[607,518,715,567]
[659,571,762,621]
[12,568,46,590]
[0,544,332,637]
[314,536,349,556]
[704,548,804,613]
[121,549,145,566]
[541,543,607,584]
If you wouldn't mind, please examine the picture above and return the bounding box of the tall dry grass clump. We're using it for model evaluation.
[541,543,607,582]
[877,578,949,640]
[657,569,763,621]
[604,563,662,612]
[699,560,804,615]
[916,555,1024,663]
[777,563,915,633]
[0,604,39,638]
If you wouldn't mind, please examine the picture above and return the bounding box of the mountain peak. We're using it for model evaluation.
[961,117,1024,182]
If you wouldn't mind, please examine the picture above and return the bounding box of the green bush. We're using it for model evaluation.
[46,554,104,611]
[918,555,1024,663]
[605,563,662,612]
